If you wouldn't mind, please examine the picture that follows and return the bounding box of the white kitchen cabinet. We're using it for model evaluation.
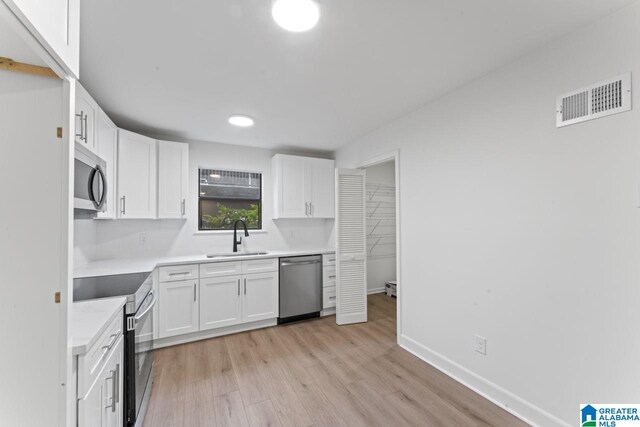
[200,275,243,330]
[157,140,189,219]
[78,336,124,427]
[272,154,335,219]
[96,109,118,219]
[242,272,279,323]
[4,0,80,77]
[117,129,157,219]
[76,83,99,154]
[308,158,335,218]
[273,154,307,218]
[159,280,199,338]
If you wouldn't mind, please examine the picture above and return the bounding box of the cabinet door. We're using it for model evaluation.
[157,140,189,219]
[77,336,123,427]
[309,158,335,218]
[5,0,80,77]
[117,130,157,219]
[242,272,279,323]
[159,280,199,338]
[274,155,307,218]
[78,374,106,427]
[96,110,118,219]
[76,84,98,154]
[104,337,124,427]
[200,275,242,330]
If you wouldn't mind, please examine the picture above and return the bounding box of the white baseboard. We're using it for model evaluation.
[398,334,570,427]
[153,319,277,349]
[367,287,386,294]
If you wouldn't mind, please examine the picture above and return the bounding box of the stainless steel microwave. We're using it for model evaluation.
[74,142,107,214]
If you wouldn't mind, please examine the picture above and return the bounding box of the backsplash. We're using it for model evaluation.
[86,217,334,261]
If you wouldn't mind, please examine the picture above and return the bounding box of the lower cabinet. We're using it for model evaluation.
[158,279,199,338]
[200,275,243,330]
[78,336,124,427]
[158,261,280,341]
[242,272,279,323]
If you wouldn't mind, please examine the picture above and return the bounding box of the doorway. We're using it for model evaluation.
[360,152,400,340]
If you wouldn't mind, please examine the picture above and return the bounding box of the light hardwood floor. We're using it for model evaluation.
[144,294,528,427]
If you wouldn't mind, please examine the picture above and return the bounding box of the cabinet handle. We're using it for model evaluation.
[102,333,118,351]
[114,363,120,405]
[168,271,189,276]
[237,279,240,296]
[329,296,336,300]
[83,114,88,142]
[244,278,247,295]
[193,283,196,302]
[105,367,117,412]
[310,202,313,216]
[329,275,336,279]
[75,111,83,139]
[121,196,126,215]
[181,199,186,216]
[305,202,309,216]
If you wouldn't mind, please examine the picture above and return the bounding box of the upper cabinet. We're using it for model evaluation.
[96,109,118,219]
[272,154,335,219]
[117,129,157,219]
[157,140,189,219]
[5,0,80,77]
[75,83,99,154]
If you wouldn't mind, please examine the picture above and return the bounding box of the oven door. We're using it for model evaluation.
[74,142,107,212]
[133,290,155,424]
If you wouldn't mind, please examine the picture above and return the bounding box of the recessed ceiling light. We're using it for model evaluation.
[272,0,319,32]
[228,115,255,127]
[209,174,221,178]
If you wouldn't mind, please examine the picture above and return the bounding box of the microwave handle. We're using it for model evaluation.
[88,165,107,210]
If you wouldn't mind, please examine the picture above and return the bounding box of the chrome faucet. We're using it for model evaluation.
[233,219,249,253]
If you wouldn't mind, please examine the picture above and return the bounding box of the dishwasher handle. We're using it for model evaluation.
[280,260,322,267]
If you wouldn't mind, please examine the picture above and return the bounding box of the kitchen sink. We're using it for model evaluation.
[206,251,269,258]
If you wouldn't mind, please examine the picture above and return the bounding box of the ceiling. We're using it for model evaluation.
[80,0,633,152]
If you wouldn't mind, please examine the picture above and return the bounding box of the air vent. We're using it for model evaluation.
[556,73,631,128]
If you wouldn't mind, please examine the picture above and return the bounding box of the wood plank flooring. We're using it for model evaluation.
[144,294,528,427]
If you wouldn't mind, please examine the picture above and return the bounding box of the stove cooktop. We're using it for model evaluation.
[73,271,153,314]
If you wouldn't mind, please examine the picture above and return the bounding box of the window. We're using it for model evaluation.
[198,168,262,231]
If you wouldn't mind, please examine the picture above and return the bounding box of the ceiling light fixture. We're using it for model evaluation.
[209,174,221,179]
[228,115,254,127]
[272,0,320,32]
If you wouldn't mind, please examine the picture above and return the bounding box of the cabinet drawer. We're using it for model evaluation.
[200,261,243,279]
[323,253,336,266]
[323,286,336,309]
[77,312,123,398]
[323,265,336,287]
[159,264,198,282]
[242,258,278,274]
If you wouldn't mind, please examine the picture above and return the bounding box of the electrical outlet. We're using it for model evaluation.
[475,335,487,355]
[139,233,148,245]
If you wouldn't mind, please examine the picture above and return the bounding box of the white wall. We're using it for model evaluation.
[336,3,640,425]
[364,161,396,292]
[0,70,69,425]
[76,140,334,263]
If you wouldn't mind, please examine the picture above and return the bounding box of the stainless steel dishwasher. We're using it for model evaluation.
[279,255,323,323]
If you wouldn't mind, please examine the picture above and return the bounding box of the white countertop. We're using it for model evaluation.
[74,248,336,278]
[71,297,126,355]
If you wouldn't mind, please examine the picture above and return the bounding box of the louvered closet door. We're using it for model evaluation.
[336,169,367,325]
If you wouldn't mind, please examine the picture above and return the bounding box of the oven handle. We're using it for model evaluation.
[135,290,157,321]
